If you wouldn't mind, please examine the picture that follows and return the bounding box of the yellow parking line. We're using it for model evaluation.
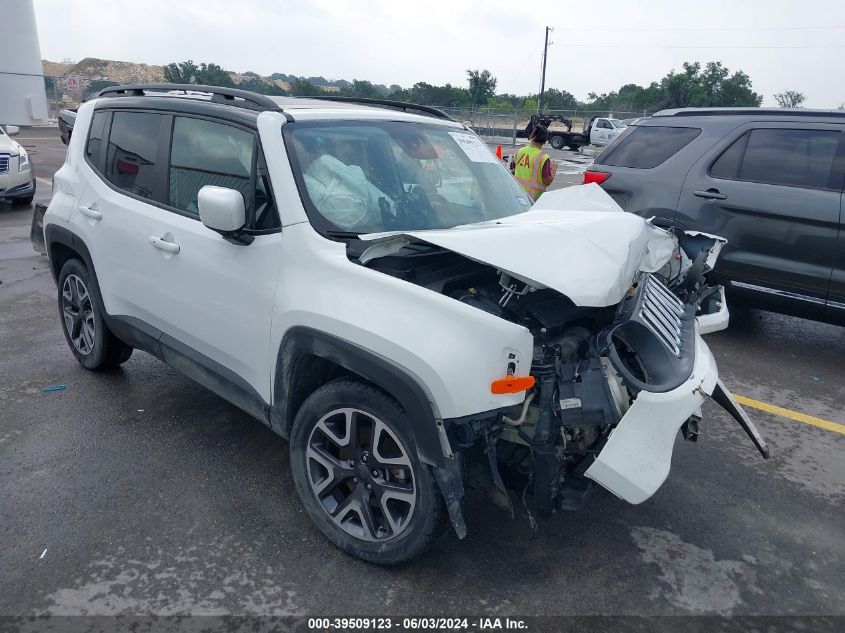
[735,395,845,436]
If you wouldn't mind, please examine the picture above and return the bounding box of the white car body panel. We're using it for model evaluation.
[585,330,719,503]
[696,285,730,334]
[269,223,534,419]
[361,185,677,307]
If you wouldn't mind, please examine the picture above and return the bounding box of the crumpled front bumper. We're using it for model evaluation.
[585,331,718,504]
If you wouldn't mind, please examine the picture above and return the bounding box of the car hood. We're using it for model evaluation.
[359,184,677,307]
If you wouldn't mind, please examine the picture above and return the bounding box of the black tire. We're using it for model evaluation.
[567,144,580,152]
[549,135,564,150]
[290,378,447,565]
[57,258,133,370]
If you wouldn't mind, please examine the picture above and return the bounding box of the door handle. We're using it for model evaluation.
[79,205,103,220]
[150,235,180,254]
[694,189,727,200]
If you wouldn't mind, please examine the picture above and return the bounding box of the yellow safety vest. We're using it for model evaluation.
[513,144,550,201]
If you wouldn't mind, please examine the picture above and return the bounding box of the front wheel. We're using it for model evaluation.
[290,378,446,564]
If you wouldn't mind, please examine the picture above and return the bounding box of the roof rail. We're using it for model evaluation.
[654,107,845,119]
[307,95,454,121]
[95,83,289,116]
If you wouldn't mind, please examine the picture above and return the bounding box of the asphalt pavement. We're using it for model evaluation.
[1,129,843,619]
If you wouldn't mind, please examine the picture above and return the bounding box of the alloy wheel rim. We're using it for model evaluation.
[306,407,417,542]
[61,274,95,355]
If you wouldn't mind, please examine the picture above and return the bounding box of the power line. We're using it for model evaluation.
[574,24,845,32]
[554,44,845,49]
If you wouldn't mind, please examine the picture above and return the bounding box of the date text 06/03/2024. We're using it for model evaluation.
[307,617,528,630]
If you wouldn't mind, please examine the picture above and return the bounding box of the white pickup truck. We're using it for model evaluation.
[519,114,628,150]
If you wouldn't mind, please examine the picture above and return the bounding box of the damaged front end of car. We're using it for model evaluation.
[355,185,769,526]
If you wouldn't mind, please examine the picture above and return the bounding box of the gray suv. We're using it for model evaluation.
[584,108,845,325]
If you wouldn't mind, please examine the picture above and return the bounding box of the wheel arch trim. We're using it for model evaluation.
[44,223,95,284]
[274,326,468,538]
[274,326,450,467]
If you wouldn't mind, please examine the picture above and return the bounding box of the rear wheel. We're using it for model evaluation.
[290,378,446,564]
[57,259,133,370]
[550,135,564,150]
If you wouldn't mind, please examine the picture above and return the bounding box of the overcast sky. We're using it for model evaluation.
[33,0,844,108]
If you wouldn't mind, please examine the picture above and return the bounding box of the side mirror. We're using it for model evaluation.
[5,125,20,136]
[198,186,246,234]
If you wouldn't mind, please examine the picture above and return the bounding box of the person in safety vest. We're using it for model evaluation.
[509,124,557,202]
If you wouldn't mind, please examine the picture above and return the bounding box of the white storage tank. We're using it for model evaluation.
[0,0,49,125]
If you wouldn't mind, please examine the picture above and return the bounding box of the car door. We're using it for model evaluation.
[79,109,172,321]
[825,163,845,324]
[144,114,284,407]
[93,110,284,407]
[592,119,612,145]
[676,122,843,314]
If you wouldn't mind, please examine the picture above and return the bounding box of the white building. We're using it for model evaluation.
[0,0,48,125]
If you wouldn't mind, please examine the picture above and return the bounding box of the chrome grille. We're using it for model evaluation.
[0,154,9,174]
[639,275,684,357]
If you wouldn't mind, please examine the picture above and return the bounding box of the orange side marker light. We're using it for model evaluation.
[490,375,535,395]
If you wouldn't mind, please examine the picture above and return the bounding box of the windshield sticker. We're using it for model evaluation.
[448,132,499,164]
[516,195,531,206]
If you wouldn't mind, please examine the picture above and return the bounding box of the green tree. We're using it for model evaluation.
[466,69,497,106]
[289,78,323,96]
[660,62,702,108]
[774,90,806,108]
[348,80,382,98]
[163,60,199,83]
[195,63,234,87]
[712,69,762,107]
[404,82,470,106]
[659,61,761,108]
[163,60,234,87]
[542,88,578,111]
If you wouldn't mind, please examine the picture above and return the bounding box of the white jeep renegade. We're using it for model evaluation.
[43,84,768,564]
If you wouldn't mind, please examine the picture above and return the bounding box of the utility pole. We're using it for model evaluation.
[538,26,553,113]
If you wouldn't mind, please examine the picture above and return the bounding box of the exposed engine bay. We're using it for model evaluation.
[350,188,770,520]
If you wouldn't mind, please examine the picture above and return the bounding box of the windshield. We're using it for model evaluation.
[284,120,533,235]
[610,119,627,129]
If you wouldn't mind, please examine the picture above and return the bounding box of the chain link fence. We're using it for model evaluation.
[434,106,654,146]
[43,75,121,119]
[40,75,654,143]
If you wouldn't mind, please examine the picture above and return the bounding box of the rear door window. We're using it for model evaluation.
[85,111,109,172]
[710,128,841,190]
[595,126,701,169]
[105,111,166,202]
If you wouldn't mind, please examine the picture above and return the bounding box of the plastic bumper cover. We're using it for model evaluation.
[585,331,718,504]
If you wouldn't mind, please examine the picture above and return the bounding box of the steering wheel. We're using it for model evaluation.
[397,185,438,229]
